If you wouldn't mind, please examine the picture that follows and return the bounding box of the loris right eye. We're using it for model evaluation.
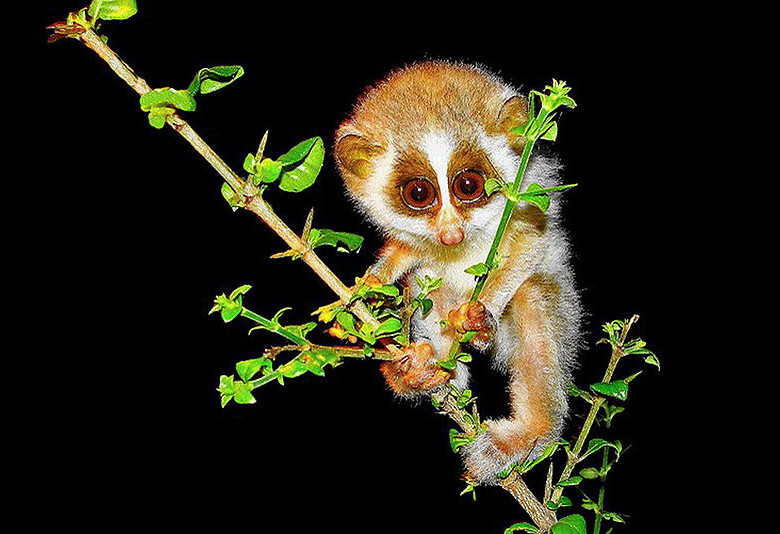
[401,178,437,210]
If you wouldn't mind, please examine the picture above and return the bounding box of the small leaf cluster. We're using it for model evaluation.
[409,275,442,317]
[316,278,406,347]
[209,284,252,323]
[486,179,579,213]
[482,80,578,213]
[140,66,244,128]
[47,0,137,43]
[241,134,324,194]
[211,285,349,407]
[505,514,587,534]
[217,345,343,407]
[514,79,577,142]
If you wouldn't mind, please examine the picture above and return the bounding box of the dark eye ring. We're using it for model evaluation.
[452,169,485,203]
[401,178,437,210]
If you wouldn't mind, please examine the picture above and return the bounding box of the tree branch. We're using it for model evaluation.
[431,388,557,530]
[76,27,381,330]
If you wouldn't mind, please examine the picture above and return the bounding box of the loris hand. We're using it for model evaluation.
[380,342,452,395]
[447,301,496,350]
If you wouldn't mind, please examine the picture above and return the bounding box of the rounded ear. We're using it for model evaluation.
[334,133,384,181]
[496,95,529,150]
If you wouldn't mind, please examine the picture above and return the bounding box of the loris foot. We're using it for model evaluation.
[463,420,546,484]
[447,301,496,351]
[380,342,452,395]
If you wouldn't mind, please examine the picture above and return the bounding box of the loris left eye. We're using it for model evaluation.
[452,170,485,203]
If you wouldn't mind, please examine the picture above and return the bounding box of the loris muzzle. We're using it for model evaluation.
[334,60,582,483]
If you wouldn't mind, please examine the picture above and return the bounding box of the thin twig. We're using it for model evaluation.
[550,316,637,504]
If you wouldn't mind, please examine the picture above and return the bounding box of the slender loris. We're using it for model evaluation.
[334,61,582,483]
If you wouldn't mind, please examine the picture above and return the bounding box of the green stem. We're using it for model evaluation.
[593,447,609,534]
[240,308,308,345]
[247,343,394,390]
[550,318,637,505]
[469,137,535,303]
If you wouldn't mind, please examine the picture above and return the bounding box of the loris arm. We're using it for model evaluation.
[448,227,547,348]
[365,239,419,285]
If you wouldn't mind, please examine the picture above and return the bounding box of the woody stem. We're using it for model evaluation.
[75,26,380,330]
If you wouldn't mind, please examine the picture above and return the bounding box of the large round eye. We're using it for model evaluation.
[452,170,485,202]
[401,178,437,210]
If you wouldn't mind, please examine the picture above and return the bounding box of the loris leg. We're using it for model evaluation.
[380,342,453,395]
[464,274,569,483]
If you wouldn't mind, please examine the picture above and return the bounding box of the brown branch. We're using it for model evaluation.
[76,26,381,331]
[431,388,557,531]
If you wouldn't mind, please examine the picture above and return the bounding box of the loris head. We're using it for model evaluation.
[335,61,529,250]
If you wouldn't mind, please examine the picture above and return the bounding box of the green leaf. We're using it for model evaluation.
[518,439,568,474]
[277,137,325,193]
[221,183,240,211]
[232,380,256,404]
[419,297,433,316]
[147,108,172,129]
[285,322,317,340]
[567,383,596,403]
[579,467,601,480]
[88,0,137,20]
[460,331,477,343]
[485,178,504,196]
[556,476,583,487]
[644,352,660,369]
[590,379,629,401]
[599,403,625,429]
[603,512,625,523]
[187,65,244,95]
[580,438,622,461]
[217,375,235,396]
[518,183,551,212]
[456,352,472,363]
[439,359,458,370]
[374,317,402,337]
[308,228,364,253]
[211,293,243,323]
[140,88,197,112]
[336,311,361,338]
[229,285,252,300]
[504,522,539,534]
[449,429,473,452]
[235,357,271,382]
[551,514,587,534]
[243,154,256,174]
[540,121,558,141]
[465,262,491,276]
[256,158,283,184]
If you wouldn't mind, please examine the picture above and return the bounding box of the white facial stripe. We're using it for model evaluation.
[477,127,519,185]
[419,131,455,207]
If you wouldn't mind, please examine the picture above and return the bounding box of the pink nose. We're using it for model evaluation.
[439,227,464,246]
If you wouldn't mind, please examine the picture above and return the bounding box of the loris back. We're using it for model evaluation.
[335,61,582,483]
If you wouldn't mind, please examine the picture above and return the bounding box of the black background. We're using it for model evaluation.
[10,2,778,533]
